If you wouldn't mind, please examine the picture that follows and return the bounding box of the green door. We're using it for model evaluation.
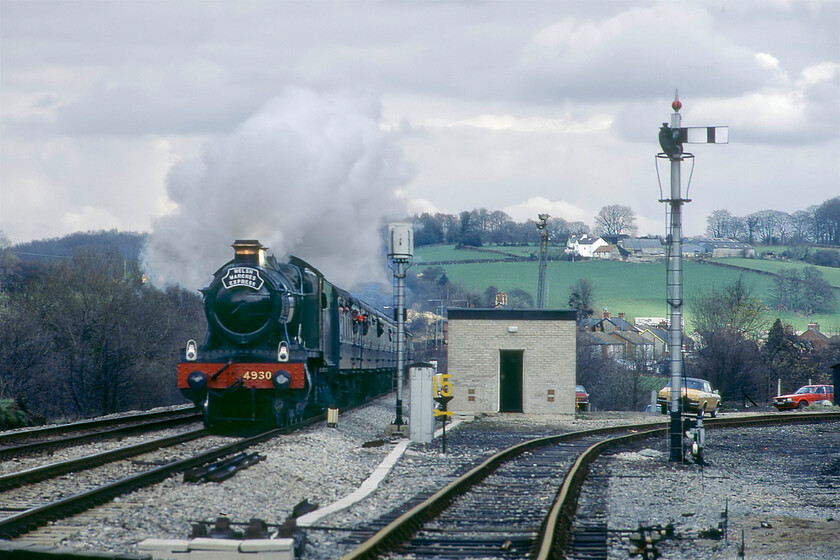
[499,350,523,412]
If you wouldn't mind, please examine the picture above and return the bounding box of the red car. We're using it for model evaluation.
[772,384,834,410]
[575,385,590,412]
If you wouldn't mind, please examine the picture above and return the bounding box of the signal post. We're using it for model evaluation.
[657,92,727,462]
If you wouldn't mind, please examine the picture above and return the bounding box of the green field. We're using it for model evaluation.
[413,244,535,263]
[414,246,840,332]
[716,258,840,288]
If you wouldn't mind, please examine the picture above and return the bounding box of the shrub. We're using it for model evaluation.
[0,399,45,430]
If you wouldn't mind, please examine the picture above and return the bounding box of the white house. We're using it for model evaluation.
[565,234,608,258]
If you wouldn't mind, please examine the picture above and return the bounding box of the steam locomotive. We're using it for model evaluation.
[177,240,404,427]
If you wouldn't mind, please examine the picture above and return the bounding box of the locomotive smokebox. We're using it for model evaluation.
[232,239,265,267]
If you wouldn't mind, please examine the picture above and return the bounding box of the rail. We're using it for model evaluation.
[0,406,198,446]
[343,411,840,559]
[0,412,325,539]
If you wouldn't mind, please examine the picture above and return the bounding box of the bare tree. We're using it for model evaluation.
[691,276,767,339]
[0,300,51,402]
[567,221,591,237]
[728,215,747,240]
[789,209,815,243]
[594,205,638,236]
[763,319,820,396]
[691,330,765,402]
[568,278,595,320]
[576,334,650,411]
[743,214,760,244]
[706,209,735,238]
[747,209,792,245]
[772,210,793,244]
[544,217,570,245]
[689,278,768,402]
[813,196,840,245]
[6,247,205,419]
[772,267,835,315]
[0,233,22,292]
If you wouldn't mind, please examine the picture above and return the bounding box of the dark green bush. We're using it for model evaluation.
[0,399,45,430]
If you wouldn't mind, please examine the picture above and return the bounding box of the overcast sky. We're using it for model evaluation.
[1,0,838,287]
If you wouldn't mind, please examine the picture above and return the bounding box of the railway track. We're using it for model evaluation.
[0,412,325,540]
[0,427,209,492]
[341,411,840,559]
[0,406,200,460]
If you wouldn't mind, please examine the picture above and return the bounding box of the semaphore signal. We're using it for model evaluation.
[656,90,728,463]
[680,126,729,145]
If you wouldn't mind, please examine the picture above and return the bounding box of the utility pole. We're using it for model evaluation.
[428,298,447,359]
[536,213,549,308]
[657,91,728,462]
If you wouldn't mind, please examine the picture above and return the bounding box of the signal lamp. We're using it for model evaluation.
[186,340,198,361]
[277,341,289,362]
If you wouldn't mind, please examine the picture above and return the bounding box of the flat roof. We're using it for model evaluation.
[447,308,577,321]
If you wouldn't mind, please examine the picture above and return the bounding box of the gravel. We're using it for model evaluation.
[3,400,838,559]
[593,420,840,560]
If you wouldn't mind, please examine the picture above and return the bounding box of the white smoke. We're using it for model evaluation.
[143,88,412,291]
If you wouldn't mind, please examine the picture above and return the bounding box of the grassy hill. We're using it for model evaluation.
[413,244,840,332]
[715,257,840,288]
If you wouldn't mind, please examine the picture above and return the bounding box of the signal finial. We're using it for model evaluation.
[672,89,682,112]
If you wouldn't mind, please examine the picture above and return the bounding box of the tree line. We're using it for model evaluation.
[411,204,646,248]
[705,196,840,248]
[411,196,840,251]
[412,209,593,248]
[0,233,204,425]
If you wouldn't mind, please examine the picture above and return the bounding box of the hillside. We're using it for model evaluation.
[12,230,147,262]
[714,257,840,288]
[413,245,840,333]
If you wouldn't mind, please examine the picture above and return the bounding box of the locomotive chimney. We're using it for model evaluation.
[232,240,265,267]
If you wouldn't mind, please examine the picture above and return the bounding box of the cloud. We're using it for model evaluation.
[688,62,840,144]
[415,113,613,134]
[142,88,413,291]
[0,136,177,242]
[1,0,836,251]
[517,2,773,101]
[503,197,590,224]
[59,205,122,233]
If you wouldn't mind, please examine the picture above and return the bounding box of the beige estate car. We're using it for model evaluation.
[657,377,721,417]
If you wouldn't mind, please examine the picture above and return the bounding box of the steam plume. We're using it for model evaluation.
[143,88,412,291]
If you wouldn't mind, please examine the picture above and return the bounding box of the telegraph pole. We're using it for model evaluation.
[536,213,549,308]
[657,91,728,462]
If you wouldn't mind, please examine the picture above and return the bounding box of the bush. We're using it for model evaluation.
[0,399,45,430]
[805,249,840,268]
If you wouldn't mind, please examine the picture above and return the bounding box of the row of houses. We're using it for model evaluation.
[578,311,673,367]
[579,311,839,368]
[566,234,755,261]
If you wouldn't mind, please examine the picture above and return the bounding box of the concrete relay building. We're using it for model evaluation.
[446,308,577,415]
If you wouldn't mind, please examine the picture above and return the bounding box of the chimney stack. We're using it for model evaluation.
[232,240,264,267]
